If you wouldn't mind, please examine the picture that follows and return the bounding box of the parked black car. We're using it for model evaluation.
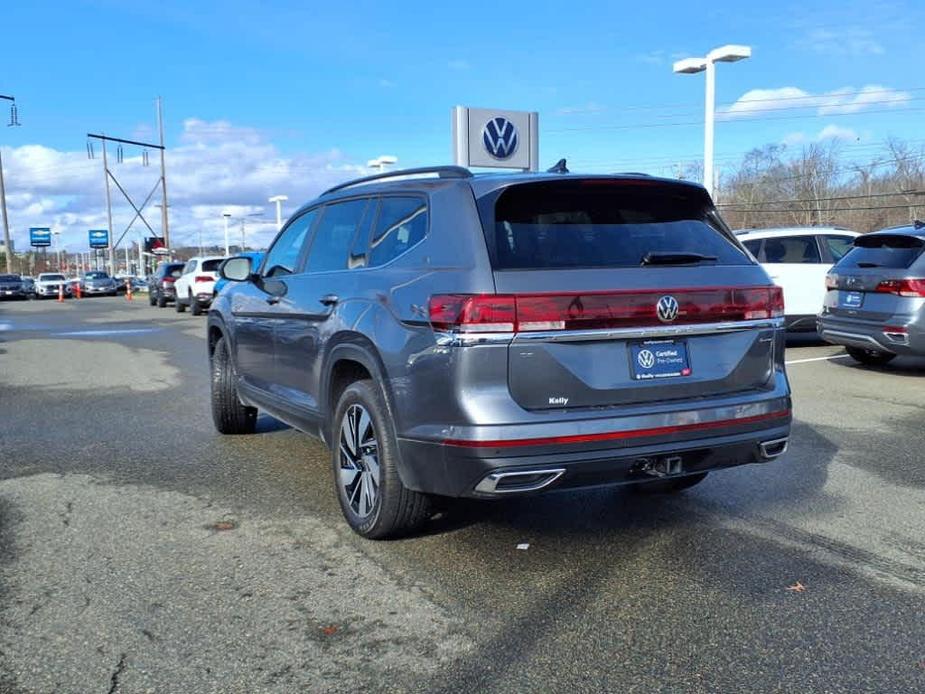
[0,274,29,300]
[148,262,184,307]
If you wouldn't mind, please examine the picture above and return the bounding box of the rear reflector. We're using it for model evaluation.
[444,410,791,448]
[429,286,784,333]
[875,279,925,297]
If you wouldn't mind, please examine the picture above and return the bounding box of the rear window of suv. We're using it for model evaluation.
[837,233,924,270]
[201,259,223,272]
[481,180,749,269]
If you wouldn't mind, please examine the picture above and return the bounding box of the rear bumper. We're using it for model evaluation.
[817,315,925,355]
[397,404,791,498]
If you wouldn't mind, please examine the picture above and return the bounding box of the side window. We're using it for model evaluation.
[306,199,369,273]
[262,209,317,277]
[742,239,764,261]
[183,260,196,274]
[762,236,821,264]
[824,235,855,262]
[368,196,428,267]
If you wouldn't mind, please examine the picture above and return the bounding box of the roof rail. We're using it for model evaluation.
[322,166,472,196]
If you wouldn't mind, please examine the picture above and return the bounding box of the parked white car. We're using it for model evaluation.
[174,256,225,315]
[34,272,71,299]
[735,227,860,331]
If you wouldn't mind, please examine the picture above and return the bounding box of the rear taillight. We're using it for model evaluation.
[428,286,785,333]
[161,278,175,287]
[875,279,925,297]
[825,275,837,290]
[195,275,213,284]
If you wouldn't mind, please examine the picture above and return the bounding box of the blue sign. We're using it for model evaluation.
[482,117,519,160]
[631,340,692,381]
[30,227,52,247]
[89,229,110,249]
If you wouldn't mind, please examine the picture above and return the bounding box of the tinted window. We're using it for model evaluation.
[262,209,317,277]
[160,264,183,278]
[742,239,763,259]
[306,199,368,273]
[762,236,821,264]
[183,260,197,274]
[201,259,223,272]
[824,235,855,261]
[484,181,749,269]
[40,274,65,281]
[838,234,924,270]
[368,197,428,267]
[84,271,109,279]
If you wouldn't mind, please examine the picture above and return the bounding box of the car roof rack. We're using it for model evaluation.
[321,166,473,196]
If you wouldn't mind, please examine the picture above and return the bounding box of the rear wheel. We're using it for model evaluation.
[148,291,156,306]
[157,291,167,308]
[630,472,708,494]
[332,380,432,539]
[846,346,896,366]
[190,292,202,316]
[210,336,257,434]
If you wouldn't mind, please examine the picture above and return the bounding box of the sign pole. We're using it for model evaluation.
[0,149,13,274]
[101,137,115,276]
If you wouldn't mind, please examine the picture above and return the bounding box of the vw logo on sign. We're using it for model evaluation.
[637,349,656,369]
[482,117,519,160]
[656,295,680,323]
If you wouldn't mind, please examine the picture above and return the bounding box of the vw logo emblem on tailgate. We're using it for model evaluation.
[656,295,680,323]
[482,117,519,160]
[637,349,656,369]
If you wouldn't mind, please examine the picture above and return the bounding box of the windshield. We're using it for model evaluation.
[481,181,749,270]
[84,272,109,279]
[0,274,19,282]
[39,274,66,281]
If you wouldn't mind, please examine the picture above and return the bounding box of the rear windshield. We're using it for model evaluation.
[480,181,749,269]
[201,259,223,272]
[40,274,65,281]
[837,234,924,270]
[0,274,19,281]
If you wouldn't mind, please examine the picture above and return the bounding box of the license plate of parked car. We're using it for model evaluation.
[630,340,692,380]
[841,291,864,309]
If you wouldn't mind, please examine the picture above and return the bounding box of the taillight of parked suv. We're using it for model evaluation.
[195,275,213,284]
[161,277,175,287]
[875,279,925,297]
[429,286,784,333]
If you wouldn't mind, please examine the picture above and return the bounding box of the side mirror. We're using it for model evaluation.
[220,256,253,282]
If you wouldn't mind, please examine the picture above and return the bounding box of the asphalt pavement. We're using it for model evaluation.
[1,296,924,693]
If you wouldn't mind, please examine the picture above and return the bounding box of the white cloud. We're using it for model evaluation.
[1,119,367,254]
[781,125,860,147]
[447,59,470,71]
[720,84,911,119]
[797,27,884,56]
[556,101,606,115]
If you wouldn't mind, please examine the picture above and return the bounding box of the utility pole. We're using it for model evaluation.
[157,97,170,252]
[1,93,21,274]
[222,212,231,256]
[100,137,115,275]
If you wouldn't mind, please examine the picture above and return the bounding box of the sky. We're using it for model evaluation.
[1,0,923,253]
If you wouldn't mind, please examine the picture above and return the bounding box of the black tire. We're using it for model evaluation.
[175,295,186,313]
[846,346,896,366]
[148,291,156,306]
[332,380,432,539]
[630,472,709,494]
[190,293,202,316]
[210,336,257,435]
[157,291,167,308]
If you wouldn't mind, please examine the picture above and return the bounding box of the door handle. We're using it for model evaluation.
[265,295,281,305]
[319,294,339,306]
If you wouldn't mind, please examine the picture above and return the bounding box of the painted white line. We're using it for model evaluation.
[785,354,851,365]
[0,322,11,331]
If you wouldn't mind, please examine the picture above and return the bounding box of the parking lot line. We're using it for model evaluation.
[785,354,851,365]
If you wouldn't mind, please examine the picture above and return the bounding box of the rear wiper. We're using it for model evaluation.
[641,252,718,266]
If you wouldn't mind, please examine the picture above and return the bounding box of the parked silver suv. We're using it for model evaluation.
[208,167,792,538]
[818,223,925,364]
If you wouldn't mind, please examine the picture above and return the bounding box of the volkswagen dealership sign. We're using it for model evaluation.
[453,106,538,171]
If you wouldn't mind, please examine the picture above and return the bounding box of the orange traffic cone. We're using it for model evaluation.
[74,282,82,299]
[57,284,64,302]
[125,279,133,301]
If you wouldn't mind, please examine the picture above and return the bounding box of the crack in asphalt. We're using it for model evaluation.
[107,652,126,694]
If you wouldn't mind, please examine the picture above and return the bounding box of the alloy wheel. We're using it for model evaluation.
[338,404,380,518]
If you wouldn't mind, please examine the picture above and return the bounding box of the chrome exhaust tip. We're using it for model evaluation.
[759,437,789,460]
[474,468,566,494]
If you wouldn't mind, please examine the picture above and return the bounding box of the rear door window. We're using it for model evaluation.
[762,236,821,264]
[306,199,369,273]
[823,235,855,262]
[201,259,223,272]
[480,181,749,269]
[838,234,924,270]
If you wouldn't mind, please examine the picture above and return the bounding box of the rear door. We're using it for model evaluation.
[477,179,780,410]
[760,235,828,316]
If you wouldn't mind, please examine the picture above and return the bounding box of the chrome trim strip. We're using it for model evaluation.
[435,318,783,346]
[820,329,884,350]
[474,468,566,494]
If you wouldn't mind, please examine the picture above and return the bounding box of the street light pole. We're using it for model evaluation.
[268,195,288,231]
[673,45,751,199]
[1,93,21,274]
[222,212,231,256]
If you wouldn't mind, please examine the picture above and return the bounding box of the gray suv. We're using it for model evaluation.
[208,167,792,539]
[818,223,925,364]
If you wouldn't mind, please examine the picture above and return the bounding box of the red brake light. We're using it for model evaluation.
[429,286,785,333]
[195,275,213,284]
[875,279,925,297]
[825,275,837,290]
[161,277,175,285]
